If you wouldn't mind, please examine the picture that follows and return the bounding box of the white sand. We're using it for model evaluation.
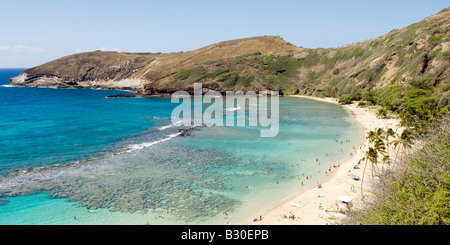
[252,95,401,225]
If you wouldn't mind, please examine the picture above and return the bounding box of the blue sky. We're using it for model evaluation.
[0,0,448,67]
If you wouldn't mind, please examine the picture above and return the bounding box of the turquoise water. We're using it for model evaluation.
[0,68,364,225]
[0,70,177,175]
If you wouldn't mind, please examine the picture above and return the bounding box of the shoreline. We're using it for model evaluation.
[252,95,401,225]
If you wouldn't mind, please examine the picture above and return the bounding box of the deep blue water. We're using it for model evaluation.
[0,68,364,224]
[0,69,176,175]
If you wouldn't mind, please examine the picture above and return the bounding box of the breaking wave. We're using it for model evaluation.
[225,105,241,112]
[126,132,181,152]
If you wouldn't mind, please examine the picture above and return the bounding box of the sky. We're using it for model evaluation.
[0,0,448,68]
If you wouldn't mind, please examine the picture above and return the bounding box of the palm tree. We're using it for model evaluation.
[376,108,388,119]
[375,128,385,141]
[360,128,387,199]
[366,129,388,173]
[385,128,396,155]
[367,128,385,145]
[385,128,396,170]
[366,130,377,145]
[400,129,415,154]
[373,138,386,176]
[361,147,378,200]
[392,128,416,164]
[374,138,386,155]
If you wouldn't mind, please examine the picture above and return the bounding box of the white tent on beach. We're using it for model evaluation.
[336,196,354,213]
[338,196,354,203]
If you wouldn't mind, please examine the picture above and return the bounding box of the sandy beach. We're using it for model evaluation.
[253,95,401,225]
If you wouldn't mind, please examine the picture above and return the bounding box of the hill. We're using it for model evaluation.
[293,7,449,98]
[10,36,302,92]
[10,8,449,102]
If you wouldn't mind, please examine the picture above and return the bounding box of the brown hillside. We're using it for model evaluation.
[10,36,301,92]
[10,8,449,98]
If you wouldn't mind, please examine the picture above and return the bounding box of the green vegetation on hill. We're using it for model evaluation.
[356,77,448,134]
[237,53,302,90]
[174,65,208,84]
[173,64,255,88]
[294,8,449,135]
[173,52,301,91]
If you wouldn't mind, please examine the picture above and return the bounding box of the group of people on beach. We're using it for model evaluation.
[282,212,296,220]
[253,215,263,222]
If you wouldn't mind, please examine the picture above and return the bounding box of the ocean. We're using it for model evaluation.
[0,68,364,224]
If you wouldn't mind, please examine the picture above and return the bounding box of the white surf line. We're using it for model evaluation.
[126,132,181,152]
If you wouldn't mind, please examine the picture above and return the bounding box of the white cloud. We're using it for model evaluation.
[99,46,120,52]
[0,45,45,53]
[0,45,11,51]
[72,47,120,53]
[12,45,45,53]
